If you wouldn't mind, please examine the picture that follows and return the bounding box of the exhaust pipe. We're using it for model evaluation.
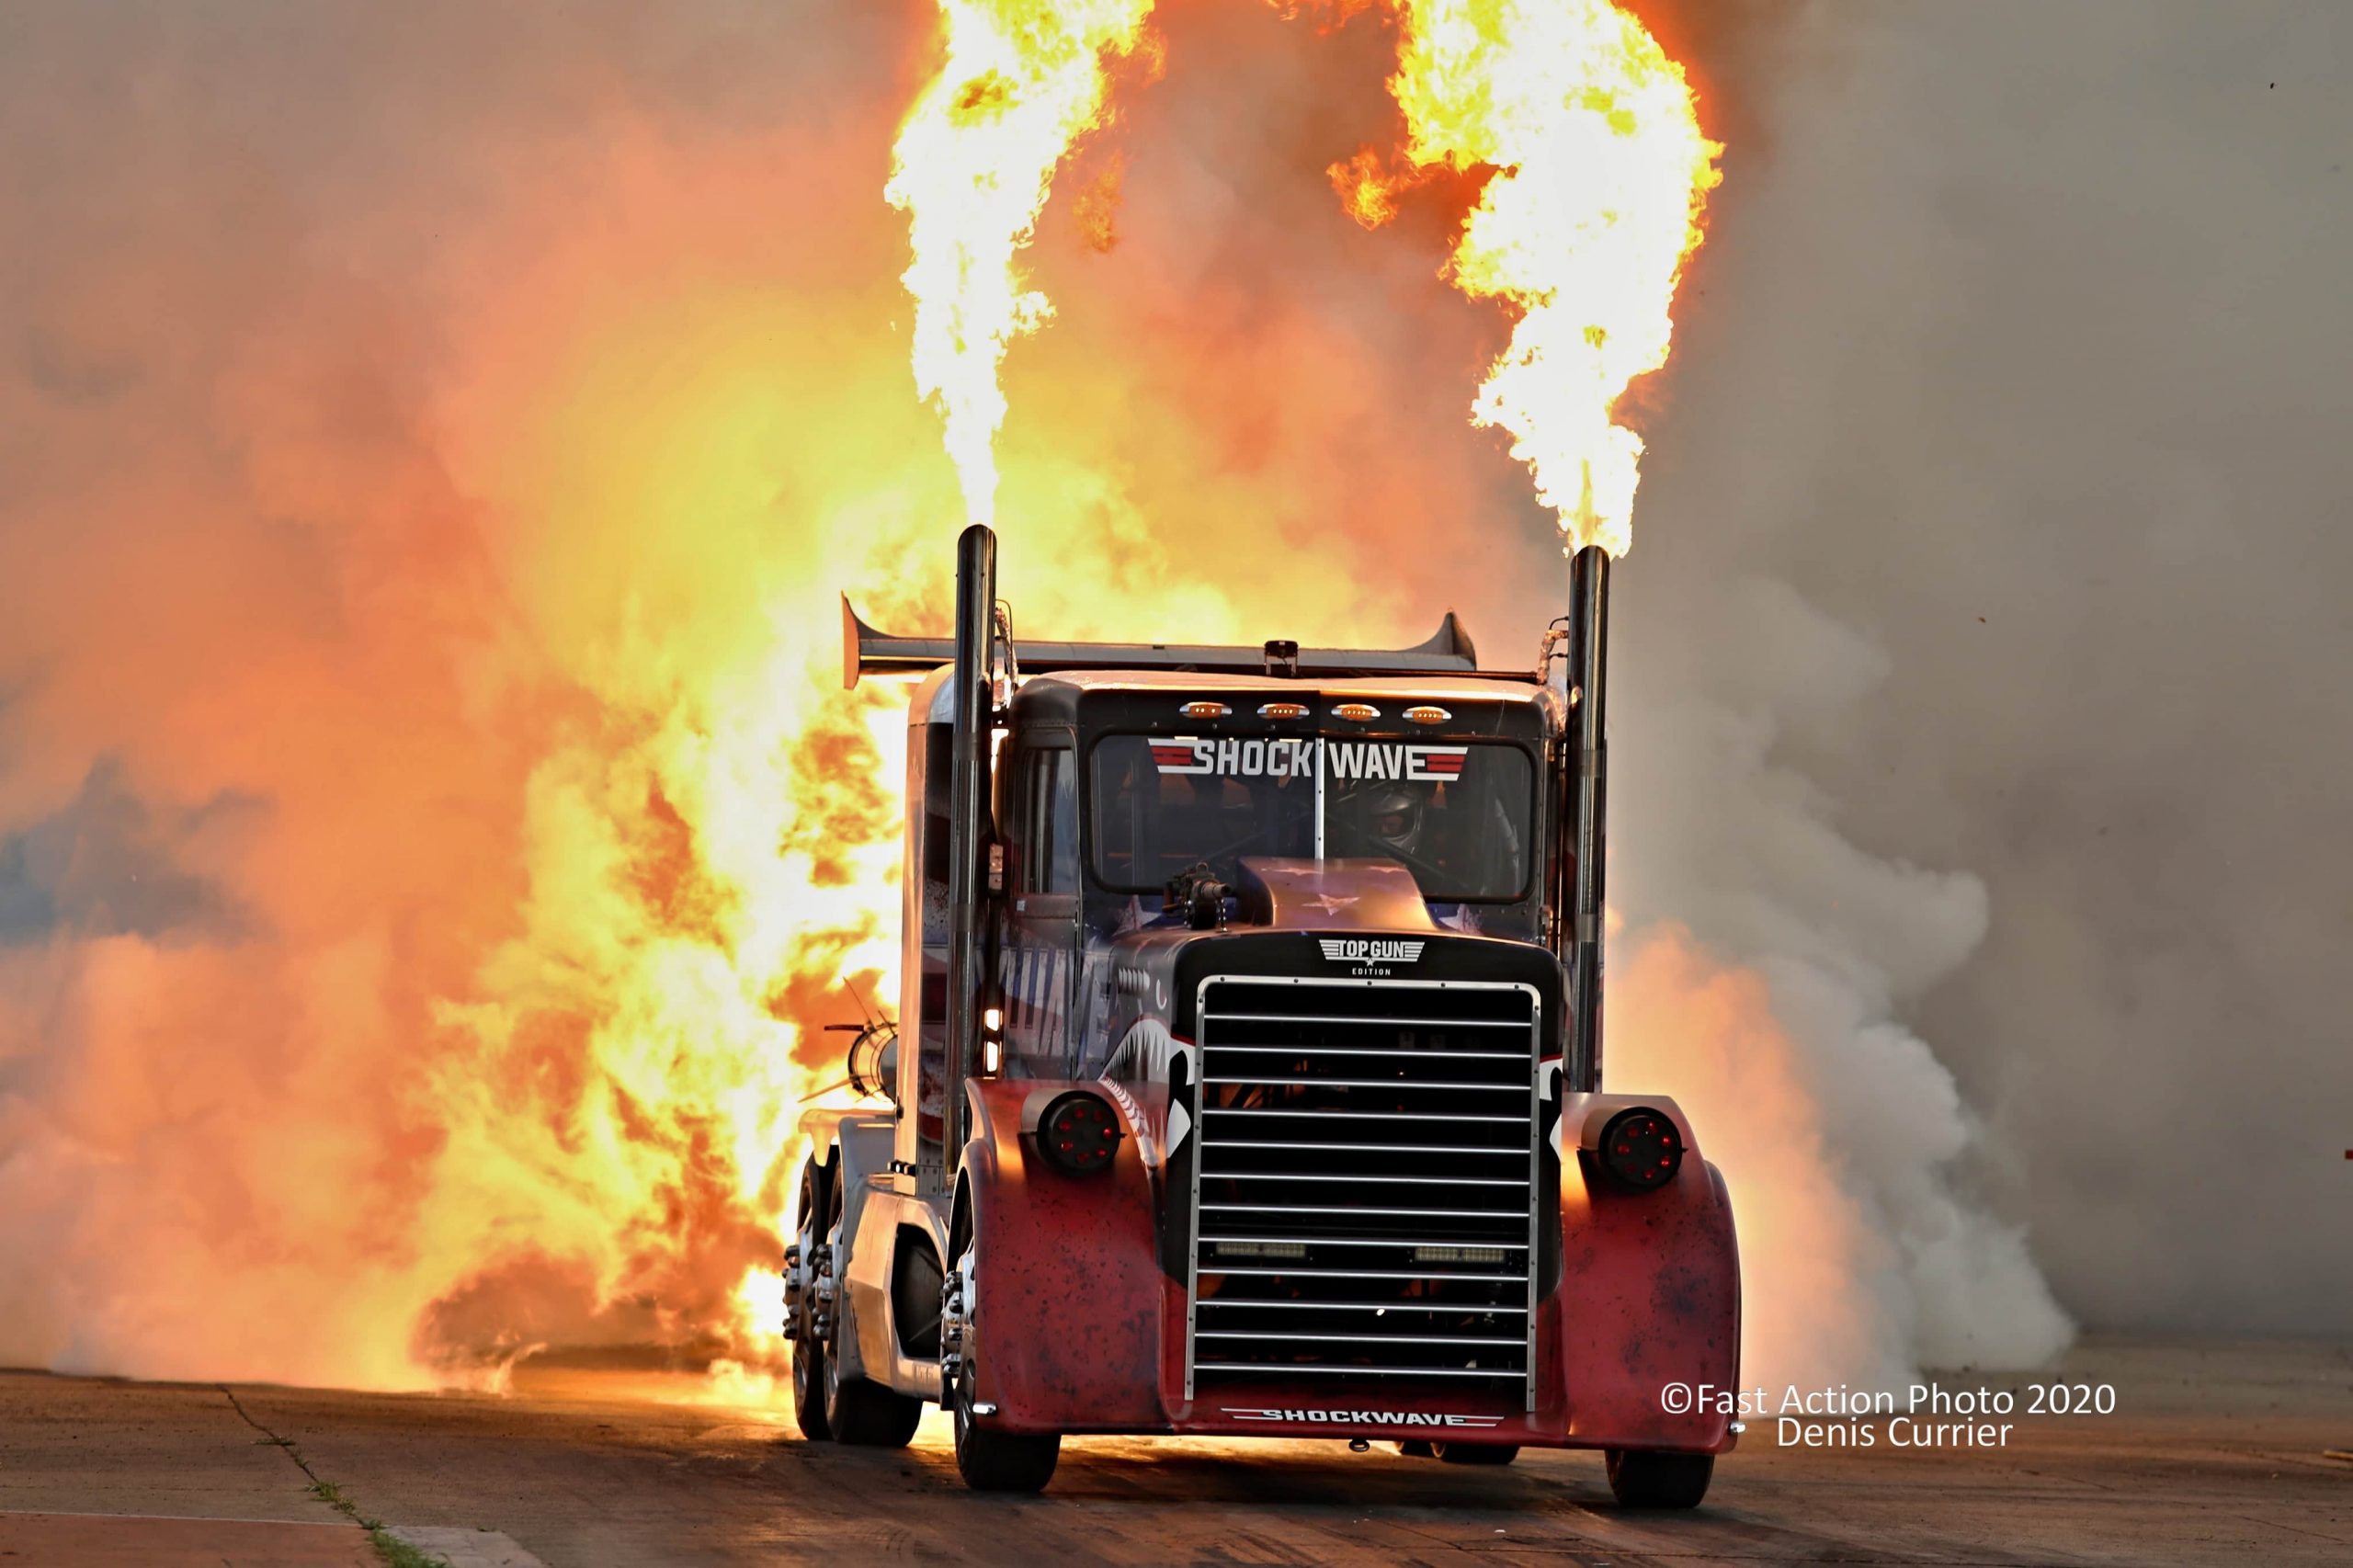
[943,523,997,1182]
[1565,544,1609,1092]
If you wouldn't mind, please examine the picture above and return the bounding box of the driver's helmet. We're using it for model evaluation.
[1360,784,1425,857]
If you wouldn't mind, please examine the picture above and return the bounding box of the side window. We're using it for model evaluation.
[1043,748,1077,893]
[1022,748,1077,895]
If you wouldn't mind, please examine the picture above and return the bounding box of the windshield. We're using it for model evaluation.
[1089,733,1532,902]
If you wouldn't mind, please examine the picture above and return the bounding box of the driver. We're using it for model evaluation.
[1357,783,1427,861]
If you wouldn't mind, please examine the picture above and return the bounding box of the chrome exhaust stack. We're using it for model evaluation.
[942,523,997,1182]
[1565,544,1609,1092]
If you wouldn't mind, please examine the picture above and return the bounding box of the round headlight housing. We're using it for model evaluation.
[1038,1091,1121,1176]
[1598,1107,1684,1192]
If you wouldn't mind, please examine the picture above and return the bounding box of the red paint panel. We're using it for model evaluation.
[962,1078,1168,1434]
[1553,1094,1742,1453]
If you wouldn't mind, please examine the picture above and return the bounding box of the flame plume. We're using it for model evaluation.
[1339,0,1722,556]
[888,0,1159,526]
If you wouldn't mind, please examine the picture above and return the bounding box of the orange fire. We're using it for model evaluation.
[1340,0,1722,556]
[888,0,1160,527]
[0,1,1738,1393]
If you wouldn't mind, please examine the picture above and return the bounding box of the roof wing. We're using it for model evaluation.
[842,595,1481,689]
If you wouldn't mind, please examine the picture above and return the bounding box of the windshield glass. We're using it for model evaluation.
[1089,733,1532,902]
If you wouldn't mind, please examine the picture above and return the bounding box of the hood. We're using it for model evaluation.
[1230,858,1438,933]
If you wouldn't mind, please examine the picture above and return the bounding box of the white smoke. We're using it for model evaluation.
[1600,0,2353,1346]
[1608,573,2073,1390]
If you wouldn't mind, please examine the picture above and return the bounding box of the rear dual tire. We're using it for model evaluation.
[790,1154,922,1449]
[1434,1443,1519,1466]
[789,1161,832,1442]
[824,1357,925,1448]
[789,1336,830,1442]
[1396,1440,1518,1465]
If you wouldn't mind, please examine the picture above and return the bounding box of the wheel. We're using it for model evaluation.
[1433,1442,1519,1466]
[945,1224,1060,1493]
[790,1337,831,1440]
[1605,1449,1714,1509]
[788,1162,831,1441]
[815,1159,923,1448]
[823,1356,924,1446]
[951,1347,1060,1491]
[1394,1439,1437,1459]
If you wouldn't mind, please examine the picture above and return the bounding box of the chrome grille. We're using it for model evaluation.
[1184,975,1542,1404]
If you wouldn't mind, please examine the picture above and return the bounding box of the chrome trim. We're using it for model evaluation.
[1205,1045,1531,1061]
[1197,1331,1522,1346]
[1186,970,1544,1401]
[1202,1202,1527,1219]
[1196,1298,1530,1313]
[1193,1362,1523,1380]
[1204,1010,1530,1028]
[1203,1108,1527,1123]
[1201,1234,1529,1248]
[1207,1266,1529,1281]
[1204,1076,1525,1093]
[1206,1172,1529,1187]
[1202,1138,1523,1154]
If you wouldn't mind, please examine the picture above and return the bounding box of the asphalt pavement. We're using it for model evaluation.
[1,1335,2346,1566]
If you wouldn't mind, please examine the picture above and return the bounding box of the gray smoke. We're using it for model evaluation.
[1617,0,2353,1340]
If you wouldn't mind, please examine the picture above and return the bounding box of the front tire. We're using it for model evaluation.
[945,1218,1059,1493]
[952,1360,1060,1492]
[1605,1449,1714,1509]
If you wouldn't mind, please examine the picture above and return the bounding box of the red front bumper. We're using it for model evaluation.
[961,1078,1740,1452]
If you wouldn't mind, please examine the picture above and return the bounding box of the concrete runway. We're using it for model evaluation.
[2,1335,2346,1567]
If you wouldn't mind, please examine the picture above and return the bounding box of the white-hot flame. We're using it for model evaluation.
[1344,0,1722,556]
[888,0,1158,526]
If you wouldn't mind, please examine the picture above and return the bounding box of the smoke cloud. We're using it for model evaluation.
[1618,0,2353,1344]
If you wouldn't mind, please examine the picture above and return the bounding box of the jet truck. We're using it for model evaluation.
[781,526,1740,1504]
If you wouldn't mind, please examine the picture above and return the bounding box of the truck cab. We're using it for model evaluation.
[782,526,1739,1505]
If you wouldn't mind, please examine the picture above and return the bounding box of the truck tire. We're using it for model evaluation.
[790,1341,831,1442]
[789,1162,831,1442]
[823,1362,924,1447]
[1433,1443,1519,1466]
[1605,1449,1713,1509]
[816,1163,923,1448]
[944,1211,1059,1494]
[952,1349,1059,1493]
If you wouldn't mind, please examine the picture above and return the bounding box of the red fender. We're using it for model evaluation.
[960,1078,1167,1435]
[1554,1093,1742,1452]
